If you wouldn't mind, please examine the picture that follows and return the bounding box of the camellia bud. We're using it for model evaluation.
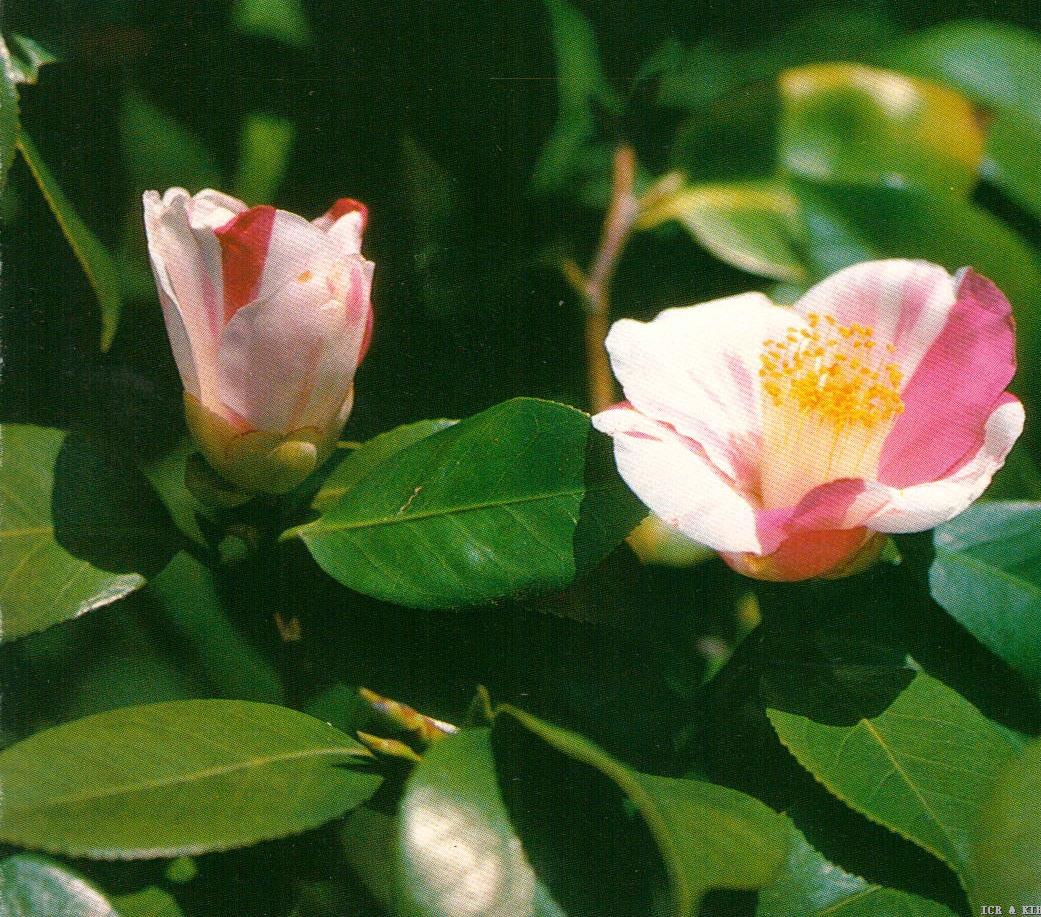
[143,188,374,493]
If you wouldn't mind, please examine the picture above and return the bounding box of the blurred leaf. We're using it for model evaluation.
[638,181,808,282]
[149,551,285,703]
[312,419,457,513]
[233,113,295,204]
[139,440,210,548]
[927,502,1041,684]
[0,425,181,643]
[231,0,312,48]
[0,853,119,916]
[111,887,185,917]
[294,398,645,609]
[974,736,1041,903]
[757,821,957,916]
[493,706,789,916]
[17,132,123,349]
[532,0,620,203]
[778,63,984,195]
[120,86,222,194]
[885,21,1041,221]
[0,39,19,189]
[0,700,381,858]
[769,673,1026,912]
[5,33,58,85]
[395,727,565,917]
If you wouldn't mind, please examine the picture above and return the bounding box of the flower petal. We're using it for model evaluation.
[313,197,368,255]
[793,258,956,381]
[878,268,1017,487]
[592,405,761,553]
[863,397,1024,533]
[604,294,800,485]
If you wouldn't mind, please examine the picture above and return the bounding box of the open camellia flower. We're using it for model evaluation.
[143,188,373,493]
[593,259,1024,581]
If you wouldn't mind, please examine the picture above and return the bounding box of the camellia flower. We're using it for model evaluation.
[593,260,1023,581]
[143,188,373,493]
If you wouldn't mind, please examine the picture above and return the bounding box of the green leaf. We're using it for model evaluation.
[111,887,185,917]
[884,21,1041,221]
[5,33,58,85]
[294,398,645,609]
[757,821,958,916]
[638,181,808,282]
[1,425,181,643]
[16,132,124,349]
[231,0,312,47]
[149,552,285,703]
[768,673,1026,912]
[778,62,984,195]
[926,502,1041,684]
[0,700,381,858]
[532,0,620,203]
[120,87,222,195]
[395,728,565,917]
[974,737,1041,902]
[0,38,20,189]
[233,113,295,204]
[757,821,957,916]
[493,706,789,916]
[311,419,457,513]
[0,854,120,916]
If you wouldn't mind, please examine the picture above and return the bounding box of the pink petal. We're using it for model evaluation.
[878,269,1017,487]
[755,477,879,554]
[592,405,762,553]
[604,294,800,486]
[793,259,957,381]
[863,398,1024,533]
[313,198,368,255]
[722,528,877,582]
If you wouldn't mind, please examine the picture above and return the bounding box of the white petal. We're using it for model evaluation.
[604,293,800,484]
[860,398,1024,534]
[592,406,762,553]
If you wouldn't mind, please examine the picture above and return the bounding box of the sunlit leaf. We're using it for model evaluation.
[5,33,57,85]
[233,113,295,204]
[0,853,119,916]
[0,39,19,188]
[16,132,123,349]
[231,0,312,47]
[0,700,381,858]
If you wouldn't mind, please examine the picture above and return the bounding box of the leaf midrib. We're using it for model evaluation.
[5,744,367,812]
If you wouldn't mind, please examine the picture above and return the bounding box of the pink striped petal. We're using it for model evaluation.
[878,269,1017,487]
[313,198,368,255]
[592,405,761,553]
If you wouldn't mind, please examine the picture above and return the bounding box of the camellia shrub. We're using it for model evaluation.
[4,2,1041,915]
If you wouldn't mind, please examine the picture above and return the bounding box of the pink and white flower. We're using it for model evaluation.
[143,188,374,493]
[593,260,1023,581]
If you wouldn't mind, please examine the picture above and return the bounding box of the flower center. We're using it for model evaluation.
[757,312,904,508]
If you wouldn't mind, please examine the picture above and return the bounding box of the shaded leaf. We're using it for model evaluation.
[769,673,1025,912]
[16,132,124,349]
[1,425,181,643]
[0,700,381,858]
[0,38,19,188]
[294,398,644,609]
[778,63,984,195]
[0,854,118,917]
[111,887,185,917]
[233,113,295,204]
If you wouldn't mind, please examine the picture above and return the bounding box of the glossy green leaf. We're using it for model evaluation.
[233,113,295,204]
[493,706,789,916]
[111,887,185,917]
[0,38,20,189]
[120,87,222,195]
[16,132,124,349]
[0,854,119,916]
[0,700,381,858]
[395,728,564,917]
[294,398,645,609]
[885,21,1041,220]
[149,552,285,703]
[778,62,984,195]
[769,673,1026,911]
[1,425,180,643]
[638,181,808,282]
[231,0,312,47]
[757,822,958,916]
[311,419,457,513]
[927,502,1041,685]
[974,737,1041,903]
[5,33,57,85]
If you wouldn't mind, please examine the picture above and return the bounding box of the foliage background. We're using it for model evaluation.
[6,1,1041,915]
